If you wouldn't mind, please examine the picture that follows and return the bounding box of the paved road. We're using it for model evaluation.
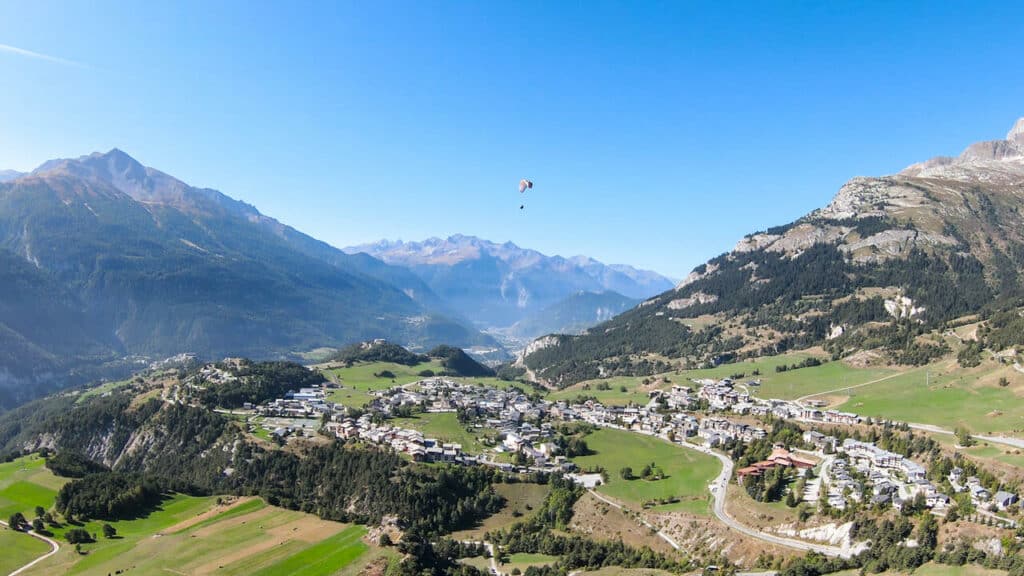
[691,443,856,559]
[0,520,61,576]
[591,425,857,558]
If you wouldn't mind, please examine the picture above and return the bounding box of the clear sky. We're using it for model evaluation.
[2,1,1023,278]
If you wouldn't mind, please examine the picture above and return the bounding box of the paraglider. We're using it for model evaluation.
[519,179,533,210]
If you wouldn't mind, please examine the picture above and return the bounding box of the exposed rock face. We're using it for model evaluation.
[667,292,718,310]
[884,295,925,320]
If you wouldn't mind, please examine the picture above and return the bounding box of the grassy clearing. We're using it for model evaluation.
[0,454,66,519]
[322,361,524,408]
[323,360,445,408]
[323,360,447,390]
[548,376,654,406]
[2,456,382,576]
[836,361,1024,435]
[23,495,382,576]
[451,482,550,540]
[0,529,50,575]
[724,483,800,529]
[390,412,495,453]
[571,429,719,513]
[548,352,879,406]
[504,552,558,571]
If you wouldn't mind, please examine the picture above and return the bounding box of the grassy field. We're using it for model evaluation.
[571,429,719,513]
[451,482,551,540]
[504,552,558,571]
[1,455,386,576]
[322,361,520,408]
[0,528,50,575]
[23,496,383,576]
[835,361,1024,435]
[323,360,446,408]
[548,351,890,405]
[0,454,67,519]
[390,412,495,454]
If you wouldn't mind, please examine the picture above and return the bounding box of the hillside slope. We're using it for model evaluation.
[0,150,495,406]
[525,118,1024,385]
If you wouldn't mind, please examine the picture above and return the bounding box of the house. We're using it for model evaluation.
[993,491,1019,510]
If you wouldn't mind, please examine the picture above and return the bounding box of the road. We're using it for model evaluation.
[688,442,857,559]
[0,520,61,576]
[587,425,858,558]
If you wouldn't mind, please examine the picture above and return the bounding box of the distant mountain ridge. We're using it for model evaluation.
[0,149,496,408]
[0,169,24,182]
[345,235,673,329]
[524,118,1024,386]
[508,290,639,339]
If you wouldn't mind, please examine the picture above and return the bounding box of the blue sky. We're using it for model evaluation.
[2,1,1023,278]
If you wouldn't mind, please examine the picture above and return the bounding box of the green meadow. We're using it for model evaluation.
[571,428,719,513]
[0,528,50,575]
[835,362,1024,435]
[389,412,495,454]
[1,455,385,576]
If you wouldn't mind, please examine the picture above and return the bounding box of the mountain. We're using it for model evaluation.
[0,169,24,182]
[0,149,496,407]
[508,290,639,339]
[345,235,674,329]
[524,118,1024,386]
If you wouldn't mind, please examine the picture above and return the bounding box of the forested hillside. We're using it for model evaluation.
[525,119,1024,386]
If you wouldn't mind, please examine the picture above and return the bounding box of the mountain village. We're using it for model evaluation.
[217,368,1022,533]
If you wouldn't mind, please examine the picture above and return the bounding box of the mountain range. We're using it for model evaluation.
[345,235,674,330]
[0,149,672,409]
[0,150,497,407]
[524,118,1024,385]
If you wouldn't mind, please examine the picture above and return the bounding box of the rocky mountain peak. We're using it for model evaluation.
[899,117,1024,180]
[1007,117,1024,145]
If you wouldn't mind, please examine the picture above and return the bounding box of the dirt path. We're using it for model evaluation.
[795,371,907,407]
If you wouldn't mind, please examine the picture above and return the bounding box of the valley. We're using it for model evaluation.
[5,4,1024,576]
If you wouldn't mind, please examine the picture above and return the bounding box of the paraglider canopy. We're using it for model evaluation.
[518,179,533,193]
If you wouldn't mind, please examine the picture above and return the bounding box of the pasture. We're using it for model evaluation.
[571,428,719,513]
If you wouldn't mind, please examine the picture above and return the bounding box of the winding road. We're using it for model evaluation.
[0,520,60,576]
[587,425,858,558]
[679,440,856,558]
